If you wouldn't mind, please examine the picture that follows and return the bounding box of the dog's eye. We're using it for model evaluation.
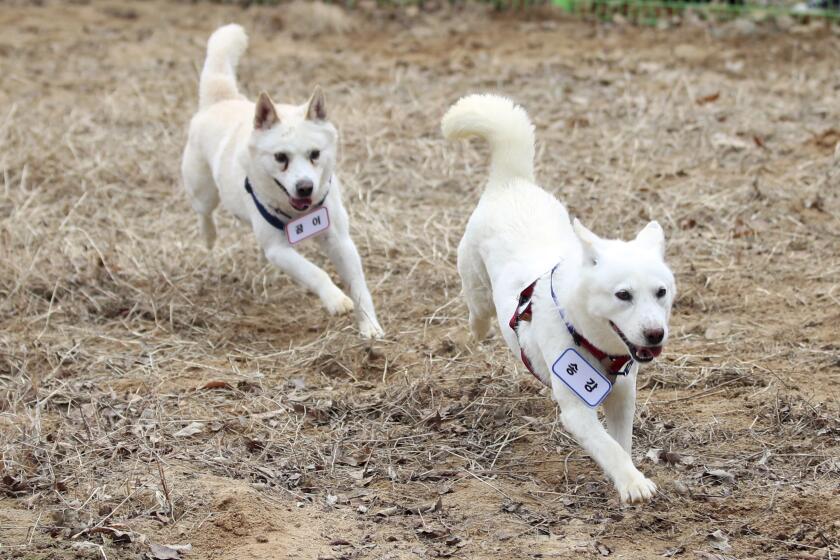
[656,287,667,298]
[309,150,320,162]
[615,290,633,302]
[274,153,288,167]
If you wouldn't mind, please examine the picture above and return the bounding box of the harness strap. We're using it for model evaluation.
[245,177,330,233]
[509,266,634,384]
[549,264,633,376]
[508,280,546,385]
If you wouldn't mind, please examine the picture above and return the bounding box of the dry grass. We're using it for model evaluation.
[1,1,839,559]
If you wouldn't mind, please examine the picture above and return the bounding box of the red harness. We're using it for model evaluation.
[509,278,633,384]
[508,281,540,379]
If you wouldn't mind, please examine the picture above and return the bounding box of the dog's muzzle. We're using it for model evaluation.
[273,178,313,211]
[610,321,663,363]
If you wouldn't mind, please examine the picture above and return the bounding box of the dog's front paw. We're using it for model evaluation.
[616,471,657,504]
[359,318,384,340]
[323,290,354,316]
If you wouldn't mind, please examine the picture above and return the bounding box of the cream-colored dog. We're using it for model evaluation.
[443,94,675,503]
[182,24,383,339]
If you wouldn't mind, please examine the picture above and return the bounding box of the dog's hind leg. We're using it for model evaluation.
[457,239,493,340]
[181,143,219,249]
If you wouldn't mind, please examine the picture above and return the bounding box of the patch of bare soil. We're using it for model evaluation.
[1,1,838,559]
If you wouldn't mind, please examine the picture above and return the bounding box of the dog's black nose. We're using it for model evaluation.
[644,328,664,345]
[296,179,314,197]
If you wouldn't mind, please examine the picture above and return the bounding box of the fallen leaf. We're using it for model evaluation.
[86,526,135,544]
[148,543,191,560]
[423,410,444,429]
[711,132,749,151]
[695,553,736,560]
[291,402,331,424]
[696,92,720,105]
[732,217,755,239]
[288,377,307,390]
[255,466,276,480]
[200,380,232,390]
[704,322,731,340]
[705,469,736,484]
[679,217,697,230]
[251,409,286,420]
[708,529,732,553]
[406,497,442,515]
[375,506,399,517]
[409,469,457,482]
[445,535,461,546]
[566,116,591,128]
[810,128,840,150]
[337,448,369,467]
[173,422,204,438]
[501,500,522,513]
[646,448,685,466]
[725,60,744,73]
[756,450,771,467]
[671,480,690,496]
[416,526,449,539]
[646,448,664,464]
[662,545,685,557]
[662,451,682,465]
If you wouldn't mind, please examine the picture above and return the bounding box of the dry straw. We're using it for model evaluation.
[0,1,838,558]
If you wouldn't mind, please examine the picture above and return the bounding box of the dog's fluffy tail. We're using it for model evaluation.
[441,93,535,187]
[199,24,248,110]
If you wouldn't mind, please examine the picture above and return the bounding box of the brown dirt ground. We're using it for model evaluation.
[1,1,839,559]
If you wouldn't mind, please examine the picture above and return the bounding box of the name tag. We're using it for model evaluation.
[286,207,330,245]
[551,348,612,407]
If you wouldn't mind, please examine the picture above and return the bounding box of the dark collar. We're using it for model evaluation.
[549,264,634,376]
[244,178,329,232]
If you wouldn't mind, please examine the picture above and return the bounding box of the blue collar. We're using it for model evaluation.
[244,178,329,232]
[549,264,634,376]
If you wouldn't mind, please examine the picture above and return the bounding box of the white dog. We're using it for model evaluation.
[442,94,675,503]
[182,24,383,339]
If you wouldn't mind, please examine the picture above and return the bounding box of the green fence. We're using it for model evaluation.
[551,0,840,22]
[232,0,840,22]
[355,0,840,21]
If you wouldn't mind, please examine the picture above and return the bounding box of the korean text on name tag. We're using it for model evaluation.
[286,207,330,245]
[551,348,612,407]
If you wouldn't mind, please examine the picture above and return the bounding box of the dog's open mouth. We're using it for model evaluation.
[289,197,312,211]
[273,178,313,212]
[609,321,662,363]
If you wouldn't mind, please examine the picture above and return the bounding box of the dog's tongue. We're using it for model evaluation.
[290,197,312,211]
[636,346,663,361]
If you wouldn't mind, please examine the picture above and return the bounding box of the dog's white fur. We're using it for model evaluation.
[182,24,383,339]
[442,94,676,503]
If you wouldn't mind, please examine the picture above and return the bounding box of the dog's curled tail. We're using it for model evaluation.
[441,93,535,186]
[199,24,249,110]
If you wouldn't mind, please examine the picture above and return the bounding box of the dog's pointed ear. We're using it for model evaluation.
[254,92,279,130]
[573,218,600,265]
[635,221,665,257]
[305,86,327,121]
